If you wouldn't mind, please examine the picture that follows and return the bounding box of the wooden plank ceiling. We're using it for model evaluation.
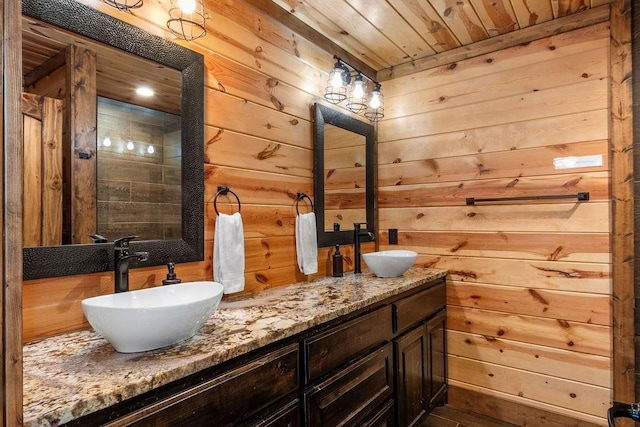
[267,0,613,74]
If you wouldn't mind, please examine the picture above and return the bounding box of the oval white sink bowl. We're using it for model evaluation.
[362,250,418,278]
[82,281,224,353]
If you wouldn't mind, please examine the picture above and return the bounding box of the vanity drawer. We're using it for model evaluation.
[106,343,299,426]
[393,280,445,333]
[303,305,393,384]
[304,343,394,427]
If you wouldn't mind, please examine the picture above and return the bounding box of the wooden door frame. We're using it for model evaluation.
[611,0,635,406]
[2,0,23,424]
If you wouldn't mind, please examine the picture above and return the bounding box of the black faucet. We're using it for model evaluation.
[353,223,375,274]
[114,236,149,293]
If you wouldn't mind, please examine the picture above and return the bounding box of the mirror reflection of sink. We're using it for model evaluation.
[362,250,418,278]
[81,281,224,353]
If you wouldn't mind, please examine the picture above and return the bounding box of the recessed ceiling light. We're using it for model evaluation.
[136,87,154,97]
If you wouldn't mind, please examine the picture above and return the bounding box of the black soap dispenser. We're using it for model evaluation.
[332,244,344,277]
[162,262,182,286]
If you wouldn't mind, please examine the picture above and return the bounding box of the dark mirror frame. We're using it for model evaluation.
[314,103,375,247]
[22,0,204,280]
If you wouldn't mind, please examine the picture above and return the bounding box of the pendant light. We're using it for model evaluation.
[364,83,384,122]
[167,0,207,41]
[324,61,350,104]
[346,74,367,114]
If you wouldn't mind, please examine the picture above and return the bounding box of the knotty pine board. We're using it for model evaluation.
[379,141,609,187]
[448,355,609,417]
[381,22,608,98]
[448,281,609,325]
[447,330,610,387]
[379,231,610,263]
[383,45,607,120]
[447,305,610,356]
[378,109,608,162]
[379,202,610,233]
[378,172,608,207]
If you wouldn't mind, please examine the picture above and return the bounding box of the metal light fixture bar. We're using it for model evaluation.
[101,0,143,10]
[333,56,378,87]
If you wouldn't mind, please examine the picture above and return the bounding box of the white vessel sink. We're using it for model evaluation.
[362,250,418,278]
[82,281,224,353]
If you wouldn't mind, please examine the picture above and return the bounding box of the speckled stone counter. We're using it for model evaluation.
[23,268,446,426]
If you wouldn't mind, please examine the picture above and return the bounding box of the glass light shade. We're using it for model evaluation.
[167,0,206,41]
[346,75,367,114]
[365,84,384,122]
[178,0,196,13]
[324,64,348,104]
[101,0,143,10]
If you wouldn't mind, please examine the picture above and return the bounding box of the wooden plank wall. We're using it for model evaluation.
[21,0,373,342]
[21,93,64,247]
[377,23,612,425]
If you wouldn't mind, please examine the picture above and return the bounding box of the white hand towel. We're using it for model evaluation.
[296,212,318,275]
[214,212,245,294]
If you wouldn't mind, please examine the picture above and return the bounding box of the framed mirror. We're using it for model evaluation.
[22,0,204,279]
[314,103,375,247]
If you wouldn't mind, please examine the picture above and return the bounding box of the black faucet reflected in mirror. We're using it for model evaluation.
[353,223,375,274]
[114,236,149,293]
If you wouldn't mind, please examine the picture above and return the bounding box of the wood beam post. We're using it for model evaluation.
[64,44,97,244]
[2,0,24,424]
[611,0,634,409]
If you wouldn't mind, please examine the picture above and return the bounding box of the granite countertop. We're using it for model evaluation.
[23,268,446,426]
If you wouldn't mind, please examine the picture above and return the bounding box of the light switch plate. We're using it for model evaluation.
[389,228,398,245]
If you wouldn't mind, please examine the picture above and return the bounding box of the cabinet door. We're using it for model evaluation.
[427,309,447,408]
[394,324,428,427]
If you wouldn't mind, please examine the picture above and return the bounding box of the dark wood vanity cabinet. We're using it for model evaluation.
[303,278,446,427]
[71,276,446,427]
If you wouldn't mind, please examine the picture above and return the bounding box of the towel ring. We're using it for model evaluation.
[295,192,314,215]
[214,186,241,215]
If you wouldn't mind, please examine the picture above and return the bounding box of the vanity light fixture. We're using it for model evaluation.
[323,56,384,122]
[126,140,135,151]
[167,0,207,41]
[147,145,155,154]
[101,0,143,10]
[102,137,112,147]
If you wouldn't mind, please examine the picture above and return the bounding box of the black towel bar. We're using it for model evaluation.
[466,192,589,206]
[214,185,241,215]
[295,192,314,215]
